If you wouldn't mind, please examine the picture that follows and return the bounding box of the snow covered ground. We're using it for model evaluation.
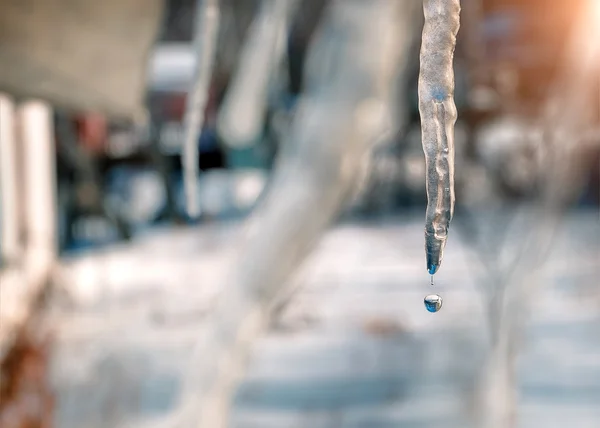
[50,211,600,428]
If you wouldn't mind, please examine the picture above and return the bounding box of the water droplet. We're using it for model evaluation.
[424,294,443,313]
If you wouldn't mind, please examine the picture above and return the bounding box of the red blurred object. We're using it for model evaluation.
[75,114,108,155]
[163,92,187,120]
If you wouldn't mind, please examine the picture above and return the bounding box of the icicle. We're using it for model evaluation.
[182,0,220,218]
[174,2,420,427]
[217,0,296,148]
[472,2,600,427]
[418,0,461,275]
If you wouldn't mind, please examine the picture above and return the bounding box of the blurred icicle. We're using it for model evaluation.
[418,0,461,275]
[183,0,220,218]
[217,0,297,148]
[472,2,600,428]
[176,1,420,427]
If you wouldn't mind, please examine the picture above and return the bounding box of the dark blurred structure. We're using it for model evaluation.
[47,0,599,251]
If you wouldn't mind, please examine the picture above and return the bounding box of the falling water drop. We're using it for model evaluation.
[424,294,443,313]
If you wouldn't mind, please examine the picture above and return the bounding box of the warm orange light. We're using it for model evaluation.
[593,0,600,19]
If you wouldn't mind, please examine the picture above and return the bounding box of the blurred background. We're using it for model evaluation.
[0,0,598,427]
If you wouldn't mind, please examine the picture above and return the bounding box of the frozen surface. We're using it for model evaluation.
[51,212,600,428]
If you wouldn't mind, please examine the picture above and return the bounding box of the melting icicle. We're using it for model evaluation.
[418,0,461,275]
[217,0,297,148]
[183,0,220,218]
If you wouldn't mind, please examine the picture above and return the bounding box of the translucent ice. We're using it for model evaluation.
[418,0,461,274]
